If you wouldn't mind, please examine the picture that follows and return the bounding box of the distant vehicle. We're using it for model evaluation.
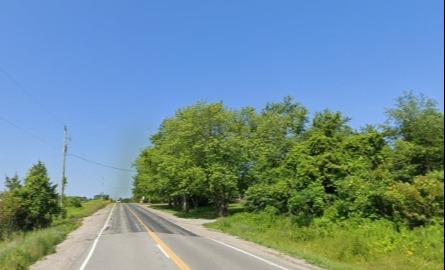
[116,200,121,203]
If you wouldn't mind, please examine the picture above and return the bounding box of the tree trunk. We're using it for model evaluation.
[181,194,189,212]
[191,195,199,211]
[215,195,229,216]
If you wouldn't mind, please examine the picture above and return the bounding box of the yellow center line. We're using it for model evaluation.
[126,204,191,270]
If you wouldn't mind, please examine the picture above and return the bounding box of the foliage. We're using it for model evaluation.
[133,102,254,216]
[383,91,444,177]
[19,161,62,230]
[0,227,64,270]
[0,161,62,240]
[0,199,107,270]
[133,91,444,231]
[247,96,308,185]
[65,196,83,208]
[381,173,444,228]
[207,213,444,270]
[4,174,21,191]
[149,202,244,219]
[244,181,292,213]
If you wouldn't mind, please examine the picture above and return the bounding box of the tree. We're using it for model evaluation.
[381,172,444,228]
[245,110,352,221]
[134,102,252,216]
[0,192,22,240]
[133,93,444,228]
[19,161,61,230]
[383,91,444,178]
[249,96,308,185]
[0,174,25,239]
[5,174,21,191]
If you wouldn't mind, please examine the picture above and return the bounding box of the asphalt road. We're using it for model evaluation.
[75,203,316,270]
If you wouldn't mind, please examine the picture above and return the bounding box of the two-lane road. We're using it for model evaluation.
[76,203,316,270]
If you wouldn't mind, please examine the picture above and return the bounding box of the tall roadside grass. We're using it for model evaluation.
[0,199,108,270]
[205,212,444,270]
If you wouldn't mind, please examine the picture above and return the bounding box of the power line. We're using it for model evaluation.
[0,115,58,150]
[1,67,137,174]
[0,66,66,126]
[68,153,137,172]
[104,183,133,190]
[0,116,136,173]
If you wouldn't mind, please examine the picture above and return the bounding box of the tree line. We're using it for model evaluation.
[132,91,444,228]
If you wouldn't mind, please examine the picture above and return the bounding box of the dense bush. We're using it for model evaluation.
[65,197,83,208]
[1,162,61,240]
[133,91,443,229]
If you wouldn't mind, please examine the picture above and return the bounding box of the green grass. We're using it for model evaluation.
[145,203,443,270]
[204,212,444,270]
[0,199,108,270]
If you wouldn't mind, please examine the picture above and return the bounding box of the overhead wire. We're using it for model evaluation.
[0,115,59,150]
[0,67,66,126]
[0,67,137,173]
[0,115,136,172]
[68,153,136,172]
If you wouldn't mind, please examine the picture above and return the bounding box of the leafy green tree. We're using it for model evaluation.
[134,102,252,216]
[19,161,61,230]
[246,110,352,221]
[0,192,21,240]
[244,181,292,213]
[383,91,444,178]
[249,96,308,185]
[331,138,391,221]
[133,92,443,229]
[65,196,82,208]
[381,172,444,228]
[133,147,177,204]
[0,174,25,239]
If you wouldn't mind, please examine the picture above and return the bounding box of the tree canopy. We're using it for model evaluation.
[133,92,444,227]
[1,161,61,239]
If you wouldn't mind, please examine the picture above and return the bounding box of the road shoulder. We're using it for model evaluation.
[142,204,323,270]
[29,204,114,270]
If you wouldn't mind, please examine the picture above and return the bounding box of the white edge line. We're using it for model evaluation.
[79,204,116,270]
[209,238,291,270]
[157,244,170,258]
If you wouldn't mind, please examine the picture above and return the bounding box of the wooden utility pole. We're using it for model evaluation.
[60,125,68,207]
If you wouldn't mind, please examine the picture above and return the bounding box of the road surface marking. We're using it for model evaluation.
[157,244,170,258]
[79,204,116,270]
[126,205,191,270]
[209,238,291,270]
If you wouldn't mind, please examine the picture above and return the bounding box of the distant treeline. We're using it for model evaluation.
[132,91,444,229]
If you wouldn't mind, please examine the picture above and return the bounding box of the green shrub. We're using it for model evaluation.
[65,197,83,208]
[0,199,108,270]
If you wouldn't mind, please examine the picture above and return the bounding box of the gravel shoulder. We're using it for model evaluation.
[30,203,323,270]
[29,205,113,270]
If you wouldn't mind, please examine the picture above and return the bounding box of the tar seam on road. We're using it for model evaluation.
[79,204,116,270]
[125,204,191,270]
[135,204,196,236]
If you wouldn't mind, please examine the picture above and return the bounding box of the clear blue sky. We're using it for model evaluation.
[1,1,443,199]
